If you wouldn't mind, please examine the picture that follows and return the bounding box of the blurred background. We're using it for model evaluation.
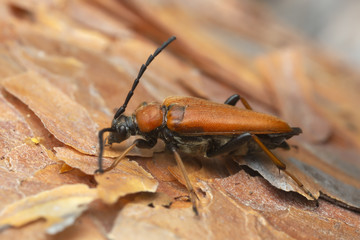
[260,0,360,68]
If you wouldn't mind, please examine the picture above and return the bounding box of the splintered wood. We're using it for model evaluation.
[0,0,359,239]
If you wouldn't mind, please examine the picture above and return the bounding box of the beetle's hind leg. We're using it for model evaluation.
[225,94,252,110]
[251,134,318,204]
[170,146,200,215]
[206,133,252,157]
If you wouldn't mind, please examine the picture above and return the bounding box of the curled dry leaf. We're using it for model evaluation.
[0,184,97,235]
[54,146,113,175]
[95,160,158,205]
[3,71,98,155]
[235,153,320,200]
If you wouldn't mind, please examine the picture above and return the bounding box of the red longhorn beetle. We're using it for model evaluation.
[96,36,316,214]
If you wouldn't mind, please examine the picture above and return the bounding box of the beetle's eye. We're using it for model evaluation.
[119,125,127,137]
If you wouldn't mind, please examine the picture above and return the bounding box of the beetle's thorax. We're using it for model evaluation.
[134,102,164,133]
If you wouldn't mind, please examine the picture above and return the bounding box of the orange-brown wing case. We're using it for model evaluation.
[164,96,292,135]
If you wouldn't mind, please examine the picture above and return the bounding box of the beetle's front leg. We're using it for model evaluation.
[134,138,157,149]
[206,132,252,157]
[99,138,157,173]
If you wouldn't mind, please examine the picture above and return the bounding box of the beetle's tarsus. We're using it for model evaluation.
[94,168,104,174]
[224,94,240,106]
[193,205,199,216]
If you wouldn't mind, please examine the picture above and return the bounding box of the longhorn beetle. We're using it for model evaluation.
[96,36,316,214]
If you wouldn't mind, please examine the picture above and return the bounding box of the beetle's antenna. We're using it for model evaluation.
[96,127,116,173]
[114,36,177,119]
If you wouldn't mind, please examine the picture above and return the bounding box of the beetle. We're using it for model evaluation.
[96,36,316,214]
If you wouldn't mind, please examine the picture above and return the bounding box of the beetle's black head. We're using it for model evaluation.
[107,115,135,145]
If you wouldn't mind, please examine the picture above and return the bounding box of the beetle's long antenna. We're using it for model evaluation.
[96,127,116,173]
[114,36,177,119]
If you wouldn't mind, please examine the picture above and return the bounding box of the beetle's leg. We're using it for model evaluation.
[251,134,318,203]
[206,133,252,157]
[134,138,157,149]
[224,94,240,106]
[225,94,252,110]
[170,146,199,215]
[100,138,157,173]
[102,142,137,172]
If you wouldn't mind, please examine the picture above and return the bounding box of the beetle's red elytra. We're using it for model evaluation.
[96,36,317,215]
[164,96,292,134]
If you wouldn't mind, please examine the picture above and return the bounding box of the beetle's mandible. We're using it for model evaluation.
[96,36,316,214]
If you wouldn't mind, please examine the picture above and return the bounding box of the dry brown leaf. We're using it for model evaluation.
[95,160,158,204]
[2,89,65,151]
[54,146,113,175]
[3,143,55,179]
[0,92,33,158]
[3,71,98,155]
[19,164,94,197]
[0,184,97,235]
[235,153,320,201]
